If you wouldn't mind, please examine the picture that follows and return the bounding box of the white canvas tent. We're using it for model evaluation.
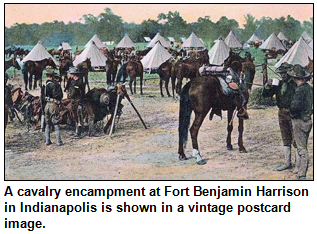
[275,37,313,68]
[22,41,58,66]
[61,42,72,50]
[224,31,243,49]
[141,41,172,70]
[73,41,107,67]
[308,40,313,49]
[247,34,262,43]
[168,37,175,42]
[301,31,313,44]
[180,37,187,42]
[147,33,170,48]
[260,33,286,51]
[208,39,230,65]
[144,37,151,42]
[116,35,135,48]
[182,32,205,49]
[85,34,105,49]
[277,32,288,41]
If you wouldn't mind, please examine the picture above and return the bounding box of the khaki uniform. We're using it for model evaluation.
[290,82,313,178]
[263,77,297,146]
[43,79,63,145]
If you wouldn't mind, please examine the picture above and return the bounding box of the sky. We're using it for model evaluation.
[5,4,313,28]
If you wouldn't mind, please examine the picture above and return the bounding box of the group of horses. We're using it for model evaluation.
[5,47,30,58]
[6,42,313,166]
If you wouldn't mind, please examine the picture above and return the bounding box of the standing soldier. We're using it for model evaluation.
[262,62,298,171]
[65,67,85,138]
[289,65,313,180]
[42,67,64,146]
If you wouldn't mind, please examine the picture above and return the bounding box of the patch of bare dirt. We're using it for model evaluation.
[5,75,313,180]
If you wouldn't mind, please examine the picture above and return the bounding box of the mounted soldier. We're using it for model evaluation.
[65,67,86,138]
[262,62,297,171]
[42,67,64,146]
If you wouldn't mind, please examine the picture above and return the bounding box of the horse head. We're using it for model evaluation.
[224,51,243,74]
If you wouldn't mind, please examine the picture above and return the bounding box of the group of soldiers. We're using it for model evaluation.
[42,66,85,146]
[262,63,313,180]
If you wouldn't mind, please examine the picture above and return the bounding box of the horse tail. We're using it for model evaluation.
[116,63,127,83]
[157,65,166,80]
[178,82,192,149]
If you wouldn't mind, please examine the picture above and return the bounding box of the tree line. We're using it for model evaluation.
[5,8,313,48]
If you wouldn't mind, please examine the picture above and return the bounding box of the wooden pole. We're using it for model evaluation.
[109,94,121,136]
[124,94,147,129]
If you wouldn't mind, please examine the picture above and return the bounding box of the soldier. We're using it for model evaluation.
[262,62,298,171]
[65,67,85,138]
[42,67,64,146]
[289,65,313,180]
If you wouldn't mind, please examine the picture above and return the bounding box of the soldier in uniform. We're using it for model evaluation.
[42,67,64,146]
[65,67,85,138]
[289,65,313,180]
[262,62,298,171]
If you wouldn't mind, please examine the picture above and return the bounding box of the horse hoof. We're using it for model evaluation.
[179,155,188,161]
[227,145,233,150]
[196,160,207,165]
[239,149,247,153]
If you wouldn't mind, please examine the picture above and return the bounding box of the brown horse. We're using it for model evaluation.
[116,61,144,95]
[106,58,121,85]
[59,57,73,88]
[157,61,176,97]
[172,55,209,94]
[5,58,21,72]
[76,58,92,92]
[178,52,248,165]
[241,52,256,91]
[23,58,57,90]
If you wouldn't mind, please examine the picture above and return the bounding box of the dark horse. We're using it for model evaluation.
[59,57,73,88]
[23,58,57,90]
[106,58,121,85]
[5,58,21,72]
[76,58,92,92]
[157,60,176,97]
[178,52,248,165]
[116,60,144,95]
[241,52,256,91]
[172,54,209,94]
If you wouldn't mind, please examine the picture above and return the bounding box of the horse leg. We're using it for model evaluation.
[190,111,208,165]
[133,77,137,94]
[140,73,144,95]
[23,72,28,91]
[238,117,247,153]
[159,79,164,97]
[129,78,134,95]
[227,109,234,150]
[176,77,183,94]
[104,115,113,134]
[86,74,90,92]
[29,75,33,90]
[171,76,176,98]
[165,78,171,97]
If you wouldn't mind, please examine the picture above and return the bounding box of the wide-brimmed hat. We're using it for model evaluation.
[45,66,56,76]
[68,67,82,74]
[275,62,293,73]
[287,64,310,79]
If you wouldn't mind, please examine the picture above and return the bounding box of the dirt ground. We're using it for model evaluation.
[5,74,314,180]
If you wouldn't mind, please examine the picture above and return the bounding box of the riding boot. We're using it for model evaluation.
[45,124,52,145]
[277,146,292,171]
[293,149,301,174]
[54,125,64,146]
